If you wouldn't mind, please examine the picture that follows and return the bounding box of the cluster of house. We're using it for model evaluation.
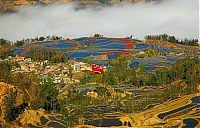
[1,55,107,88]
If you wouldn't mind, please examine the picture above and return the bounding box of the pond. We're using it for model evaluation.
[158,96,200,120]
[40,116,49,125]
[130,61,140,68]
[183,118,198,128]
[48,116,66,126]
[157,104,196,120]
[47,121,66,128]
[101,44,126,49]
[86,118,123,127]
[191,96,200,103]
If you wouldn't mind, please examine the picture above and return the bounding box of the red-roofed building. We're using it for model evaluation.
[92,64,106,74]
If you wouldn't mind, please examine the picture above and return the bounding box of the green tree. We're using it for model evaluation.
[38,79,59,112]
[0,61,12,83]
[171,58,200,92]
[94,33,103,37]
[0,38,13,59]
[15,40,25,47]
[154,69,173,86]
[172,58,200,84]
[3,90,17,122]
[145,34,198,46]
[109,54,134,85]
[80,73,92,84]
[11,72,39,103]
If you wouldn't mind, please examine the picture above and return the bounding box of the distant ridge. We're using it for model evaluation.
[0,0,161,14]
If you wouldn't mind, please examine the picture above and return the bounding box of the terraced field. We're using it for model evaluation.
[128,94,200,128]
[77,94,200,128]
[13,37,197,71]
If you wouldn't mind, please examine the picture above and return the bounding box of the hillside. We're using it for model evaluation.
[77,93,200,128]
[0,0,160,14]
[0,36,200,128]
[13,37,200,71]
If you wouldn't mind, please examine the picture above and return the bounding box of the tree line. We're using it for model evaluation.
[14,35,63,47]
[145,34,199,46]
[27,44,68,63]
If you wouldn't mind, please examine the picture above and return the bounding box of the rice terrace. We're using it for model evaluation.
[13,37,199,71]
[0,0,199,128]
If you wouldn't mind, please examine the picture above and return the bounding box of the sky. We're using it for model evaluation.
[0,0,199,41]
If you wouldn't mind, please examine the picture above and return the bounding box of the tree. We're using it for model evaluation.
[59,102,76,127]
[145,34,199,46]
[68,65,73,81]
[3,90,17,122]
[38,79,59,112]
[15,40,25,47]
[80,73,92,84]
[94,86,107,95]
[11,72,39,103]
[109,54,134,85]
[0,38,13,59]
[171,58,200,92]
[163,84,181,100]
[94,33,103,37]
[0,61,12,83]
[154,69,173,86]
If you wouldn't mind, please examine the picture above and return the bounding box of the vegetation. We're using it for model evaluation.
[3,90,17,122]
[0,61,20,83]
[80,55,200,92]
[0,61,77,127]
[94,33,103,37]
[11,72,39,104]
[0,61,12,83]
[14,35,63,47]
[136,49,160,58]
[108,54,134,85]
[171,58,200,92]
[28,45,68,63]
[0,38,13,59]
[145,34,199,46]
[0,35,64,60]
[37,79,60,112]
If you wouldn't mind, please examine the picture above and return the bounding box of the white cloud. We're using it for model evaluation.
[0,0,198,41]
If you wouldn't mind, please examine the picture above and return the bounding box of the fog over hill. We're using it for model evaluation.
[0,0,198,41]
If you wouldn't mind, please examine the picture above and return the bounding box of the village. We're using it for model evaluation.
[1,55,98,84]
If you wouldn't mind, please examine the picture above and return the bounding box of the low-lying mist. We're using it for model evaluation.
[0,0,198,41]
